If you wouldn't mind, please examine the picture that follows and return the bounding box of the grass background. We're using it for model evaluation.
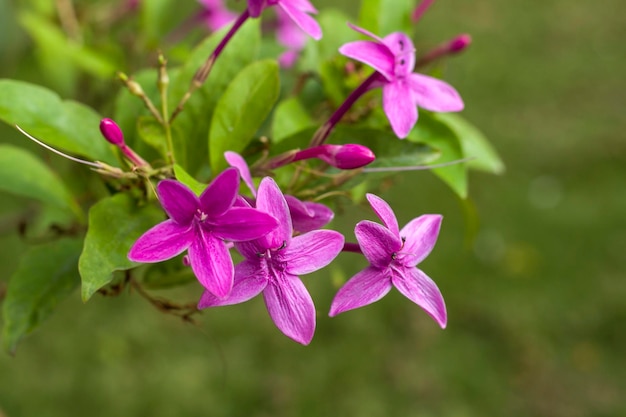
[1,0,625,416]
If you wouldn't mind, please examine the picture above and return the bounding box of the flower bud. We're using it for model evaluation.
[448,34,471,53]
[99,118,125,146]
[316,144,376,169]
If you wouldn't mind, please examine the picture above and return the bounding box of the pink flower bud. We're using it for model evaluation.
[318,144,375,169]
[448,34,471,53]
[99,118,125,146]
[292,144,375,169]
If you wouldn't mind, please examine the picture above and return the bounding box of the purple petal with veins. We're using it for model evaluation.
[198,260,267,307]
[409,73,464,112]
[128,220,193,262]
[329,266,393,316]
[392,268,447,328]
[263,272,316,345]
[199,167,238,217]
[224,151,257,197]
[156,180,199,225]
[188,225,233,298]
[283,230,344,275]
[399,214,442,266]
[355,220,401,268]
[383,80,417,139]
[211,207,279,241]
[366,193,399,237]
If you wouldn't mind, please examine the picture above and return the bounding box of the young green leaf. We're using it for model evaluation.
[173,164,206,196]
[0,145,82,218]
[169,20,261,175]
[209,59,280,173]
[2,238,83,354]
[79,194,164,302]
[0,80,117,164]
[358,0,414,36]
[434,113,505,174]
[410,113,468,198]
[272,97,315,143]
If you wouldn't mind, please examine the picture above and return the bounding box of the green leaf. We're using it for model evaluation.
[0,79,118,164]
[434,113,505,174]
[358,0,414,36]
[410,113,468,198]
[2,238,83,354]
[0,145,81,217]
[20,12,117,78]
[173,164,206,196]
[169,20,261,175]
[272,97,315,143]
[78,194,164,301]
[209,59,280,173]
[136,116,187,166]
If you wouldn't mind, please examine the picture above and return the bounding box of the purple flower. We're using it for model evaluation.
[128,168,279,298]
[247,0,322,40]
[275,7,307,67]
[198,177,344,345]
[198,0,237,32]
[329,193,447,328]
[224,151,334,233]
[339,23,464,138]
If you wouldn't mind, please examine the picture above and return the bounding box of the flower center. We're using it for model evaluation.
[195,209,208,222]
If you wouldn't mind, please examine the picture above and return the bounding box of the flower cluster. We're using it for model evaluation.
[119,0,466,344]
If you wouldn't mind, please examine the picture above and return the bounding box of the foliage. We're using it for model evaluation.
[0,0,502,352]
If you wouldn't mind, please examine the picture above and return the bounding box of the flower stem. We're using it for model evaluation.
[169,9,251,123]
[157,53,176,165]
[309,71,381,147]
[342,242,362,254]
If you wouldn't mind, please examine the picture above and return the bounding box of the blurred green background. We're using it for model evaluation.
[1,0,625,416]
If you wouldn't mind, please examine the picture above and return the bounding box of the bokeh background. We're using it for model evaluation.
[1,0,625,416]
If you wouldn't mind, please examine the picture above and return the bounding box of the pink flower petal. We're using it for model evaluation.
[156,180,199,225]
[339,40,395,81]
[128,220,193,263]
[279,1,322,40]
[255,177,292,249]
[263,272,316,345]
[276,7,307,49]
[197,260,267,307]
[199,167,239,218]
[285,195,334,233]
[283,230,344,275]
[383,80,417,138]
[409,73,464,112]
[399,214,442,266]
[211,207,279,242]
[392,267,447,328]
[366,193,399,237]
[284,0,317,14]
[355,220,401,268]
[224,151,256,197]
[383,32,416,76]
[329,266,393,316]
[188,226,234,298]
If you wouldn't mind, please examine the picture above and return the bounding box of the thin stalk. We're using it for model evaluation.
[309,72,382,147]
[170,9,251,123]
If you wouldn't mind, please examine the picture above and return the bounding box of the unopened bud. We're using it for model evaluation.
[318,144,376,169]
[448,34,471,53]
[293,144,375,170]
[99,118,125,146]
